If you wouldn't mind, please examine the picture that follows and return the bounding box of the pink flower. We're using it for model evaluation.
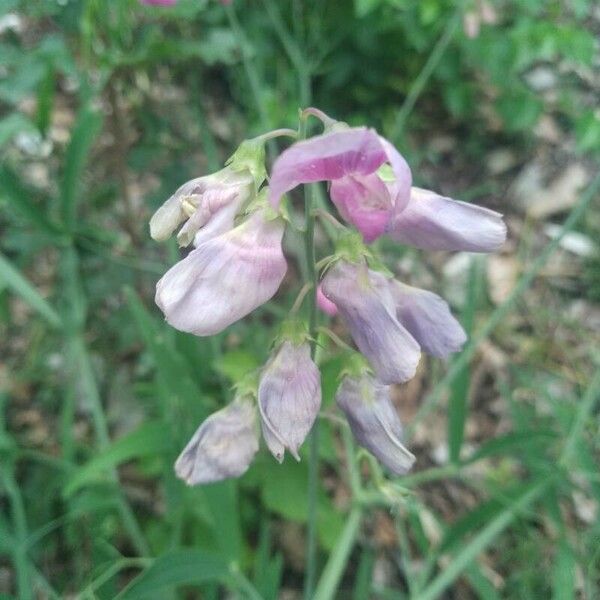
[150,167,254,247]
[258,339,321,462]
[269,127,412,241]
[321,260,421,384]
[336,369,415,475]
[155,207,287,336]
[175,396,259,485]
[387,186,506,252]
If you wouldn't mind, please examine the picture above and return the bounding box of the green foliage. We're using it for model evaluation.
[1,0,598,598]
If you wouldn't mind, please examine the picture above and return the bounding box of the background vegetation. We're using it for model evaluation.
[1,0,599,598]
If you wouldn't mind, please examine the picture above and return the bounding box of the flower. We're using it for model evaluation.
[175,397,259,485]
[155,206,287,336]
[150,167,254,247]
[388,280,467,358]
[269,123,412,241]
[321,259,421,384]
[387,186,506,252]
[258,337,321,462]
[336,369,415,475]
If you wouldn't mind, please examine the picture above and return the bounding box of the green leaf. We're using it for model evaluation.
[552,537,575,600]
[64,421,173,497]
[0,252,61,328]
[60,106,102,229]
[465,430,557,463]
[116,550,229,600]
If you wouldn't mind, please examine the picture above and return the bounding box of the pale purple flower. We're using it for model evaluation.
[336,371,415,475]
[269,127,412,241]
[175,397,259,485]
[155,207,287,336]
[258,340,321,462]
[321,260,421,384]
[387,186,507,252]
[388,280,467,358]
[149,167,254,247]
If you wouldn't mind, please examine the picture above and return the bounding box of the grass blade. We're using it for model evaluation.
[418,478,551,600]
[0,251,61,327]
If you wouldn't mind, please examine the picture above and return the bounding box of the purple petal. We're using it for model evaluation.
[269,128,387,207]
[155,209,287,336]
[321,261,421,384]
[258,341,321,462]
[389,280,467,358]
[330,174,393,242]
[336,373,415,475]
[174,397,259,485]
[141,0,177,5]
[388,187,507,252]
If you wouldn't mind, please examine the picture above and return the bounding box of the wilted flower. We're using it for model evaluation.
[387,186,506,252]
[150,167,254,247]
[388,280,466,358]
[336,368,415,475]
[155,205,287,336]
[175,397,259,485]
[269,114,412,242]
[321,259,421,384]
[258,334,321,462]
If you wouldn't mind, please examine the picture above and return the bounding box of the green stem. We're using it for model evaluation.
[313,508,362,600]
[303,176,320,598]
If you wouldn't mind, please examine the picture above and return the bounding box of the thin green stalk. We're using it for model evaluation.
[225,4,270,132]
[390,7,462,141]
[303,177,320,599]
[313,508,362,600]
[407,173,600,436]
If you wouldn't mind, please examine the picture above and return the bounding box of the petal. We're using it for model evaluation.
[258,341,321,462]
[316,284,338,316]
[155,210,287,336]
[330,174,393,242]
[321,261,421,384]
[378,136,412,213]
[269,128,387,207]
[388,187,507,252]
[177,187,244,247]
[336,373,415,475]
[174,398,259,485]
[390,280,467,358]
[192,198,241,248]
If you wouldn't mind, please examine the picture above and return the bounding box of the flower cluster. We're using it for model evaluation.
[149,109,506,484]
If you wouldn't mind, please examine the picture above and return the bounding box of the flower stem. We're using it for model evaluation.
[298,112,320,598]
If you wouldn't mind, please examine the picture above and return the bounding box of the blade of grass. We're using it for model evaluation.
[417,477,551,600]
[313,508,362,600]
[448,256,484,463]
[408,173,600,436]
[0,251,62,328]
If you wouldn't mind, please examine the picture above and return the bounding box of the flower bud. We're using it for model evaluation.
[316,284,338,316]
[389,280,467,359]
[321,260,420,384]
[175,397,259,485]
[155,207,287,336]
[336,371,415,475]
[149,167,254,246]
[388,187,506,253]
[258,339,321,462]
